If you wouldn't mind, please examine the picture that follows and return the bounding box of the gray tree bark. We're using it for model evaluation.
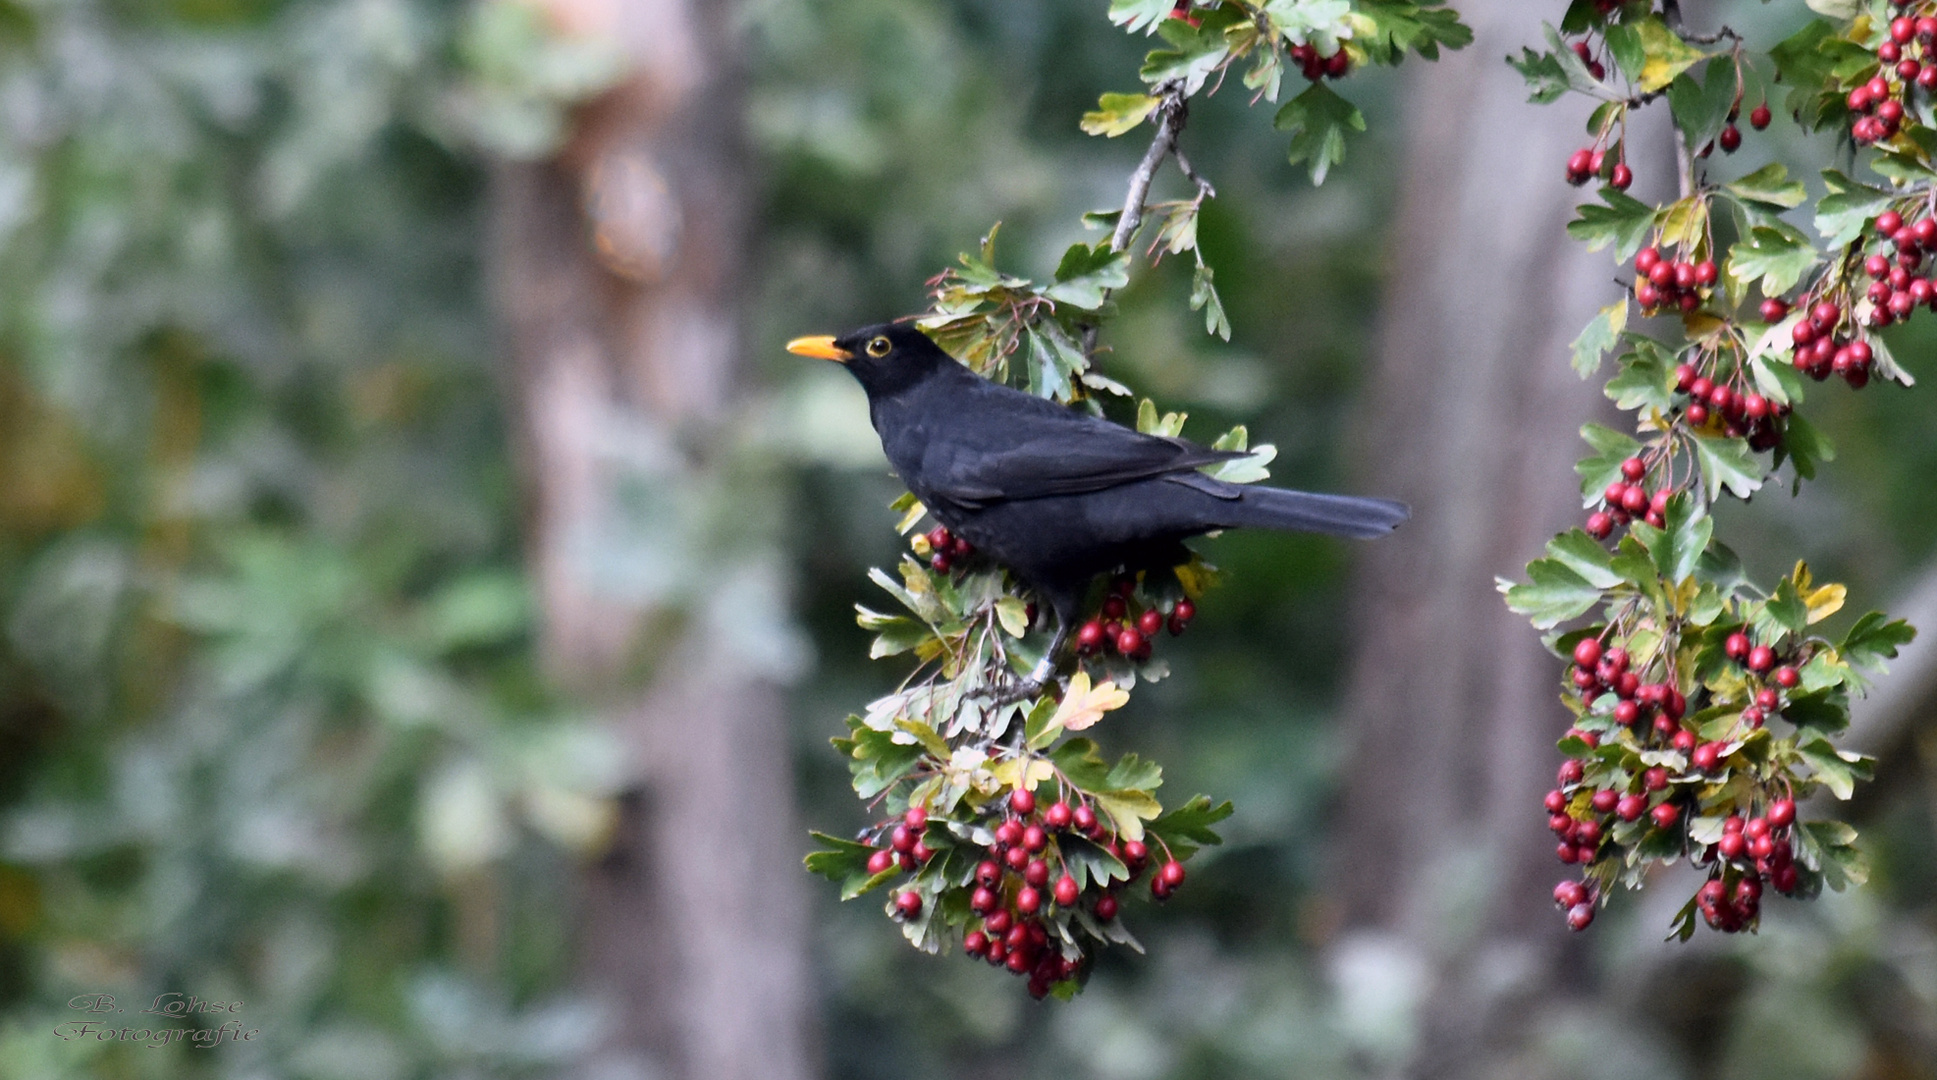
[491,4,816,1079]
[1329,0,1671,1073]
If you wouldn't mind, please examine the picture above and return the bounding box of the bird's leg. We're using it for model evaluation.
[985,610,1070,707]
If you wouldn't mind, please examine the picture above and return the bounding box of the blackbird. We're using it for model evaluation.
[788,322,1409,686]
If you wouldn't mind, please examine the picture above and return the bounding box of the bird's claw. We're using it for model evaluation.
[984,676,1047,708]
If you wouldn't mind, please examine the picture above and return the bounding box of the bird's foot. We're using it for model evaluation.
[981,656,1059,708]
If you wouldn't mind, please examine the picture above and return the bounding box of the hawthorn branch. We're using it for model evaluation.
[1110,81,1190,253]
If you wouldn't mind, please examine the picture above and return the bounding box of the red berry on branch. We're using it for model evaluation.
[1585,511,1614,539]
[1651,802,1681,830]
[1545,788,1568,813]
[1054,875,1079,907]
[1023,824,1048,852]
[1725,631,1751,660]
[1615,794,1646,821]
[1691,743,1721,772]
[1116,627,1145,656]
[971,885,998,912]
[964,930,989,956]
[1750,103,1772,130]
[1672,729,1696,752]
[1719,832,1746,859]
[1101,596,1127,619]
[1719,125,1742,152]
[1775,665,1800,688]
[1635,246,1662,274]
[1922,66,1937,91]
[1016,886,1041,914]
[1572,638,1603,669]
[1045,802,1072,830]
[1566,148,1594,185]
[1558,759,1585,785]
[868,849,895,875]
[1094,894,1118,921]
[1137,608,1163,637]
[1747,644,1775,672]
[1620,457,1645,481]
[1158,860,1186,888]
[1011,788,1036,816]
[1325,49,1350,79]
[1554,880,1589,908]
[1644,766,1669,791]
[1024,858,1050,887]
[1566,902,1596,931]
[1591,788,1619,813]
[1767,798,1796,828]
[1893,15,1915,41]
[1072,804,1098,833]
[1005,845,1029,870]
[1611,163,1633,190]
[1760,297,1789,322]
[931,552,952,572]
[1614,700,1640,726]
[1879,209,1906,237]
[895,890,923,918]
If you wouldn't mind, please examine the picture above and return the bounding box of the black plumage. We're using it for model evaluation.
[789,322,1409,681]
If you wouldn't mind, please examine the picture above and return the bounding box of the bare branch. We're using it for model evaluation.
[1110,82,1188,252]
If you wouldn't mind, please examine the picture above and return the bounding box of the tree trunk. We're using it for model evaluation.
[491,4,816,1079]
[1330,0,1669,1073]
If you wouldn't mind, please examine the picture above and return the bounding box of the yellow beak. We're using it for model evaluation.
[786,335,851,362]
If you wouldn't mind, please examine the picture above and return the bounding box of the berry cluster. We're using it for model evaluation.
[1630,245,1717,315]
[1545,621,1817,933]
[915,525,977,574]
[1564,144,1633,191]
[1786,299,1876,388]
[1290,41,1352,81]
[1855,208,1937,334]
[1847,13,1937,145]
[865,789,1186,999]
[1073,577,1195,663]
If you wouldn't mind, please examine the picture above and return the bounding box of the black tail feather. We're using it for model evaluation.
[1229,486,1410,539]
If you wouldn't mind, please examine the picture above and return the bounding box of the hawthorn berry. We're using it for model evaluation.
[1747,644,1775,672]
[1076,620,1105,653]
[1137,609,1163,637]
[1611,163,1632,190]
[1719,124,1742,152]
[867,849,895,875]
[1094,894,1119,921]
[1023,825,1048,853]
[1024,859,1050,887]
[1016,886,1042,914]
[1072,804,1098,834]
[1767,797,1796,828]
[1591,788,1619,813]
[964,930,989,956]
[1750,103,1772,129]
[895,890,923,918]
[1158,860,1186,888]
[1651,802,1681,830]
[976,859,1001,888]
[1775,665,1800,689]
[1054,875,1080,907]
[1011,788,1036,816]
[1045,801,1072,830]
[1566,902,1595,931]
[971,885,998,912]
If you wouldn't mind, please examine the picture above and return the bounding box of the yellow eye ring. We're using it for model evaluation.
[866,336,892,358]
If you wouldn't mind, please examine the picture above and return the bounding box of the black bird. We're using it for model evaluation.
[788,322,1409,687]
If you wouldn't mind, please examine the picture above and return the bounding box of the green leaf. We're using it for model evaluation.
[1691,433,1765,501]
[1570,300,1628,378]
[1274,81,1365,185]
[1725,225,1820,299]
[1842,612,1916,674]
[1633,15,1708,92]
[1603,21,1644,83]
[1500,560,1607,629]
[1795,736,1869,799]
[1145,795,1234,858]
[1108,0,1178,34]
[1782,412,1835,481]
[995,596,1029,638]
[1081,92,1162,137]
[1350,0,1473,63]
[1026,322,1088,401]
[1546,529,1625,589]
[1508,44,1573,104]
[1045,242,1131,309]
[1022,696,1061,750]
[1765,577,1809,636]
[1723,163,1808,210]
[1604,340,1675,412]
[1631,492,1712,584]
[1575,423,1642,506]
[1141,18,1230,94]
[1666,58,1736,151]
[1869,333,1916,387]
[804,831,873,882]
[1103,752,1165,794]
[1190,260,1231,339]
[1802,819,1869,889]
[1815,171,1894,246]
[1567,189,1659,260]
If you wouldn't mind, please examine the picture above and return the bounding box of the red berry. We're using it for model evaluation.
[1585,512,1614,539]
[1572,638,1603,669]
[1879,210,1905,237]
[1005,845,1029,870]
[1756,687,1780,710]
[1023,824,1048,852]
[1750,103,1772,130]
[1893,14,1915,41]
[964,930,989,956]
[1137,609,1163,637]
[1767,798,1796,828]
[1636,246,1662,274]
[1812,300,1841,329]
[1747,644,1775,673]
[904,807,928,831]
[891,825,916,853]
[868,849,895,875]
[1024,859,1050,888]
[1644,766,1669,791]
[1591,788,1619,813]
[1719,124,1741,152]
[1554,880,1589,908]
[1725,631,1751,660]
[1692,743,1721,772]
[1611,163,1633,190]
[1095,894,1119,921]
[1544,788,1568,813]
[1672,729,1696,752]
[1651,802,1681,830]
[1115,628,1145,656]
[1760,298,1788,323]
[1566,902,1595,931]
[1101,596,1127,619]
[1045,802,1072,830]
[1015,886,1041,914]
[1158,860,1186,888]
[1566,148,1593,183]
[1011,789,1036,816]
[1616,794,1646,822]
[1054,875,1080,907]
[1072,804,1098,833]
[971,885,998,912]
[895,890,923,918]
[1775,665,1800,688]
[1076,620,1105,652]
[930,552,952,572]
[1558,759,1585,786]
[976,859,1002,887]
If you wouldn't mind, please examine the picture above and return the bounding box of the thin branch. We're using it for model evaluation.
[1110,82,1188,252]
[1172,145,1217,202]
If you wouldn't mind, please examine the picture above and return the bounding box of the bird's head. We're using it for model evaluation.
[786,322,957,399]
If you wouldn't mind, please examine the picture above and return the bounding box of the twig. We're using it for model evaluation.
[1110,81,1188,253]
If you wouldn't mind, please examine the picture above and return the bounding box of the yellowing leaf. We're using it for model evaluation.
[1635,17,1708,92]
[995,596,1029,638]
[991,756,1056,791]
[1081,92,1162,137]
[1804,583,1847,624]
[1095,790,1163,842]
[1052,671,1131,733]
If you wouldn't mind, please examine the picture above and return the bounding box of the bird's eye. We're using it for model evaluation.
[866,336,892,358]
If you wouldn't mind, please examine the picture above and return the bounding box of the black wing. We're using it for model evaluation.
[917,379,1244,508]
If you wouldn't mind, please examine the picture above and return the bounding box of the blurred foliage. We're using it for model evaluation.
[0,0,622,1076]
[0,0,1928,1078]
